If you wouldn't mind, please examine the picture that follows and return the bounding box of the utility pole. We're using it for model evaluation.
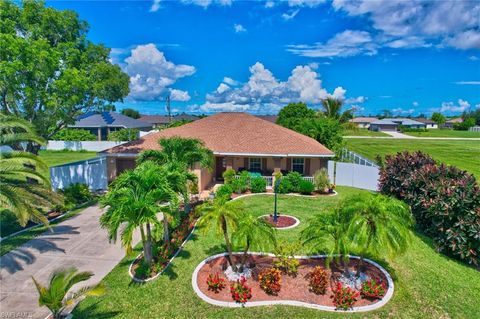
[166,94,172,124]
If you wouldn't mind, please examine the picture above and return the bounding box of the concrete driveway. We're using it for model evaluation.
[0,204,139,319]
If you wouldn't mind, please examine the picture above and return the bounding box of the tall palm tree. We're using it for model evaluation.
[301,209,353,270]
[100,161,176,266]
[233,213,276,271]
[197,197,242,272]
[0,114,58,226]
[32,267,105,319]
[340,193,414,276]
[320,97,353,123]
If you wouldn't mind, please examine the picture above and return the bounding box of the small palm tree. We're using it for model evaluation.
[341,193,414,261]
[320,97,353,123]
[0,114,58,226]
[197,198,242,271]
[100,161,176,266]
[233,213,276,271]
[32,267,105,319]
[301,209,353,270]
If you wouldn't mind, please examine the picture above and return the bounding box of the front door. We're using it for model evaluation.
[215,157,226,180]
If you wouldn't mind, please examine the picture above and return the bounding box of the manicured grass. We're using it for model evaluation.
[346,139,480,177]
[73,188,480,319]
[0,201,97,256]
[39,150,97,167]
[403,129,480,138]
[343,128,390,137]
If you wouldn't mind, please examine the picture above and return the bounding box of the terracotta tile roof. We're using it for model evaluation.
[103,112,333,156]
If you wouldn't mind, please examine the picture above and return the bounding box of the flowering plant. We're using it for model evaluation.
[206,273,226,293]
[258,268,282,295]
[230,276,252,304]
[305,266,328,295]
[361,278,386,299]
[330,282,359,310]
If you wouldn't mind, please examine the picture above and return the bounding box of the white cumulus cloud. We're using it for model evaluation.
[439,99,471,113]
[234,24,247,33]
[282,9,300,21]
[124,44,195,101]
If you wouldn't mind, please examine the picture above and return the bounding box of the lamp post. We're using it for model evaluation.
[273,178,280,223]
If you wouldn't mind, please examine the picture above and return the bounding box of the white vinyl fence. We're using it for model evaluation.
[328,161,379,191]
[50,157,108,191]
[46,140,127,152]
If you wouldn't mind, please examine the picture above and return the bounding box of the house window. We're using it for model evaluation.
[292,158,305,174]
[249,158,261,171]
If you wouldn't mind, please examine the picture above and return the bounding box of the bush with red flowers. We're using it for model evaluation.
[206,273,226,293]
[330,282,360,310]
[306,266,329,295]
[258,267,282,295]
[360,278,386,300]
[230,276,252,304]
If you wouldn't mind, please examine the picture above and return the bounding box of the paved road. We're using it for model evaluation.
[0,204,140,319]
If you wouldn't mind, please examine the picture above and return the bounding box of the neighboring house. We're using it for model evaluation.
[369,118,426,131]
[415,118,438,129]
[102,112,334,191]
[69,111,153,141]
[349,117,378,129]
[255,115,278,123]
[139,113,199,128]
[444,117,463,129]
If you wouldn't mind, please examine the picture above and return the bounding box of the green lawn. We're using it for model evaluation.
[73,188,480,319]
[404,130,480,138]
[346,139,480,177]
[39,150,97,167]
[343,128,390,137]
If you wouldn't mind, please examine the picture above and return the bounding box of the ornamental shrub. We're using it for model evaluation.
[108,128,139,141]
[404,164,480,265]
[223,168,236,184]
[250,176,267,193]
[313,168,330,192]
[52,128,97,141]
[231,178,248,194]
[330,282,359,310]
[360,278,386,299]
[299,180,315,195]
[206,273,226,293]
[60,183,93,208]
[306,266,328,295]
[378,151,435,199]
[276,178,293,194]
[230,276,252,304]
[216,184,233,201]
[285,171,303,192]
[258,267,282,295]
[273,241,300,277]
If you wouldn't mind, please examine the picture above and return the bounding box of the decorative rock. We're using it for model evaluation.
[224,265,252,281]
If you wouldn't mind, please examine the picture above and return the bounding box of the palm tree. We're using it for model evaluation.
[340,193,414,274]
[233,213,276,271]
[197,197,242,272]
[100,161,176,267]
[32,267,105,319]
[301,209,353,270]
[320,97,353,123]
[0,114,58,226]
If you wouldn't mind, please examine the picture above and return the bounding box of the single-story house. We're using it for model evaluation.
[139,113,199,128]
[349,117,379,129]
[369,118,426,131]
[415,118,438,129]
[444,117,463,129]
[69,111,153,141]
[101,112,334,191]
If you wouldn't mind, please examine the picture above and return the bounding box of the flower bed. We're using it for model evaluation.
[261,215,300,229]
[192,253,393,312]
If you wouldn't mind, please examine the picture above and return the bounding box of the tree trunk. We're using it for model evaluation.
[26,142,42,155]
[221,216,237,272]
[145,223,154,266]
[163,214,170,244]
[240,238,250,272]
[140,225,153,266]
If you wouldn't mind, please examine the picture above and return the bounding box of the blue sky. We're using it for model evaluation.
[48,0,480,116]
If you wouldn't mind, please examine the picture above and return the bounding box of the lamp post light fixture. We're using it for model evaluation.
[273,177,280,223]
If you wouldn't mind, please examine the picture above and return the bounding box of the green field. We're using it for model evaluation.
[404,130,480,138]
[346,139,480,177]
[39,150,97,167]
[73,188,480,319]
[343,128,390,137]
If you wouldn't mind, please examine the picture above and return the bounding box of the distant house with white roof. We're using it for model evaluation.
[369,118,426,132]
[415,118,438,129]
[349,117,378,129]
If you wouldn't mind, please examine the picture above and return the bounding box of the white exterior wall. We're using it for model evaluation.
[328,161,379,191]
[46,140,127,152]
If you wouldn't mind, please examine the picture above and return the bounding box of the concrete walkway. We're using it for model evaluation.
[0,204,140,319]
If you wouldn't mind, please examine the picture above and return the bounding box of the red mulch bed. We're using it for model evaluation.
[263,215,297,228]
[197,255,388,308]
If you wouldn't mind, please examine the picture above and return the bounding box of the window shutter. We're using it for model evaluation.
[286,158,291,171]
[262,158,267,171]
